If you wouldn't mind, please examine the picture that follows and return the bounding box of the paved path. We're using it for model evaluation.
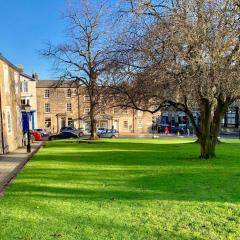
[0,142,43,195]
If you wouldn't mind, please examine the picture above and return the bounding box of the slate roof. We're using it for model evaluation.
[20,72,35,81]
[0,53,20,71]
[36,80,78,88]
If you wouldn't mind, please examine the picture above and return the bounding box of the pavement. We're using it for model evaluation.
[0,142,43,196]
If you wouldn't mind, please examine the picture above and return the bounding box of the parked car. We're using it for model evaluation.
[30,130,41,141]
[34,128,48,137]
[98,129,119,138]
[48,131,79,141]
[97,127,107,134]
[83,129,91,135]
[60,127,84,137]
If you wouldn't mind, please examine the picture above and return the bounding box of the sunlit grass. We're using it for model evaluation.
[0,138,239,240]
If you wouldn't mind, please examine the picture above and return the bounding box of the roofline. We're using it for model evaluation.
[20,72,35,81]
[36,80,79,88]
[0,53,20,72]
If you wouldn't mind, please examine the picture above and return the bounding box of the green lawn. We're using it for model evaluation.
[0,138,240,240]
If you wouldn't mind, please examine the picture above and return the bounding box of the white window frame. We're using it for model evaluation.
[68,118,73,127]
[5,106,12,135]
[84,95,90,102]
[44,103,50,113]
[66,102,72,112]
[24,81,28,93]
[20,82,23,93]
[138,118,143,128]
[21,98,30,106]
[21,99,26,105]
[44,89,50,98]
[45,118,51,129]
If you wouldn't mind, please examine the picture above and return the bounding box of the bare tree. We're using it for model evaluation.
[41,0,111,139]
[109,0,240,158]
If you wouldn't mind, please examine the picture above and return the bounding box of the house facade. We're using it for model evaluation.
[36,80,156,135]
[0,55,23,153]
[159,107,239,131]
[20,71,38,131]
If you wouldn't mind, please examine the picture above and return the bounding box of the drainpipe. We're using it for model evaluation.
[0,91,5,154]
[132,109,135,133]
[77,86,81,128]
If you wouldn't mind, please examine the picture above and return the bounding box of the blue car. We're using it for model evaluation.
[48,131,79,141]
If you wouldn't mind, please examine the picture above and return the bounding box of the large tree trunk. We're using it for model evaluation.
[199,137,217,159]
[185,97,230,159]
[199,99,216,159]
[89,103,98,140]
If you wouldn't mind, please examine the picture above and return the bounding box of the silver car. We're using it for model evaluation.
[98,129,119,138]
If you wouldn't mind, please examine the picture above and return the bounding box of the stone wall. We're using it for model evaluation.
[0,58,23,153]
[36,80,157,135]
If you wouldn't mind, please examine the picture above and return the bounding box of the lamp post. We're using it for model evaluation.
[24,103,31,153]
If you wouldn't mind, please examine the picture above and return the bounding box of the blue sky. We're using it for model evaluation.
[0,0,66,79]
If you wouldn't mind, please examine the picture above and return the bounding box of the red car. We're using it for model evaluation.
[31,130,41,141]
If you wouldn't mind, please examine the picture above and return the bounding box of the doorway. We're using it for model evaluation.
[113,120,119,131]
[60,117,66,129]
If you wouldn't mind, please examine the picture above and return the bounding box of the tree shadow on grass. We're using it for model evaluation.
[7,167,240,203]
[4,140,240,203]
[0,201,205,240]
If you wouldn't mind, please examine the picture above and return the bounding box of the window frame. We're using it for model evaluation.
[123,120,128,129]
[138,119,143,128]
[5,106,12,134]
[44,89,50,98]
[24,81,28,93]
[84,95,90,102]
[44,103,50,113]
[68,118,74,127]
[44,117,51,129]
[66,102,72,112]
[66,89,72,98]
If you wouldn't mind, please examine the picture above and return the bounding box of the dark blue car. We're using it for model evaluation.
[48,131,79,141]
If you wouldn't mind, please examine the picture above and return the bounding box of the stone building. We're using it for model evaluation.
[0,55,23,153]
[222,105,239,129]
[36,80,155,135]
[20,71,38,130]
[159,107,240,132]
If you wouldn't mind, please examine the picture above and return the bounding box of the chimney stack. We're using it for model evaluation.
[16,64,24,73]
[32,71,39,80]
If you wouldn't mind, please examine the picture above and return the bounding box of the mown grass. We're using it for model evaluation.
[0,138,240,240]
